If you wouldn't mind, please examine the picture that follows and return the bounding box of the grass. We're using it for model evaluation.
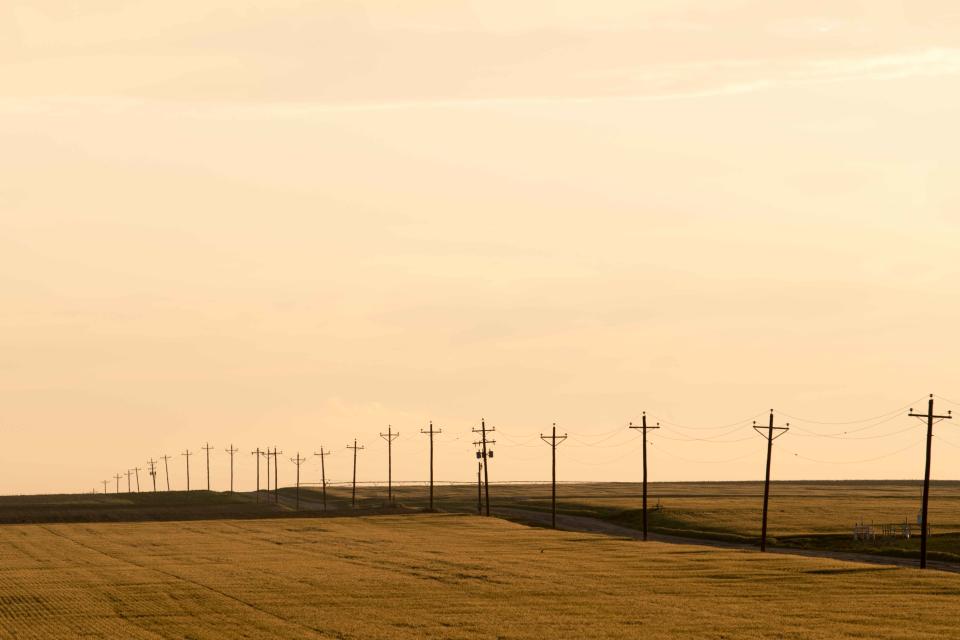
[311,480,960,560]
[0,514,959,639]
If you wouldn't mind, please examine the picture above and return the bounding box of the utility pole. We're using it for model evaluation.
[909,394,953,569]
[540,423,568,529]
[347,439,364,508]
[182,449,193,491]
[629,413,660,541]
[477,461,482,514]
[147,459,157,492]
[226,445,238,492]
[752,410,789,552]
[272,447,282,504]
[265,447,271,496]
[125,469,132,493]
[251,448,262,503]
[202,443,214,491]
[101,479,109,494]
[114,473,122,494]
[133,467,142,493]
[314,448,330,511]
[160,455,171,491]
[472,419,495,516]
[290,452,306,511]
[379,426,400,504]
[420,421,441,511]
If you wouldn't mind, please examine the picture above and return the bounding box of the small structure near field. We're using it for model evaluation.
[852,520,923,541]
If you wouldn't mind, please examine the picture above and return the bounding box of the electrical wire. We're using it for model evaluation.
[788,440,922,465]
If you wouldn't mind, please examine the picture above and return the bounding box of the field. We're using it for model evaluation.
[0,513,959,639]
[327,481,960,561]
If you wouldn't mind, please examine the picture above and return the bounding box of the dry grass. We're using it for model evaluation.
[0,513,958,639]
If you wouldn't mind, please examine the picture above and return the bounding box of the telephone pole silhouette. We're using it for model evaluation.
[125,469,132,493]
[251,448,262,503]
[226,445,238,492]
[629,413,660,541]
[290,453,306,511]
[540,423,568,529]
[264,447,271,496]
[160,455,171,491]
[272,447,282,504]
[347,439,364,508]
[476,460,482,514]
[202,443,214,491]
[909,394,953,569]
[133,467,142,493]
[101,479,109,494]
[753,410,789,552]
[379,426,399,504]
[472,419,495,516]
[114,473,122,494]
[420,421,441,511]
[182,449,193,491]
[314,448,330,511]
[147,459,157,492]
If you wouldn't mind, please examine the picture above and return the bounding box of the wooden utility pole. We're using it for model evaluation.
[472,419,495,516]
[540,423,568,529]
[114,473,122,494]
[133,467,142,493]
[160,455,171,491]
[420,421,441,511]
[182,449,193,491]
[347,439,364,508]
[125,469,132,493]
[477,461,482,514]
[752,410,789,552]
[202,443,214,491]
[909,394,952,569]
[251,448,262,503]
[226,445,238,493]
[272,447,282,504]
[101,479,110,494]
[629,413,660,541]
[147,459,158,492]
[265,447,271,496]
[379,426,400,504]
[314,448,330,511]
[290,452,306,511]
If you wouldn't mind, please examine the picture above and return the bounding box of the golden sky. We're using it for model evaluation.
[3,1,960,493]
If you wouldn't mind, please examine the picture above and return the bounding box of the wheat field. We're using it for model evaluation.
[0,513,957,639]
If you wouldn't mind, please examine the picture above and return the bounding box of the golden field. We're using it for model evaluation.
[0,513,958,639]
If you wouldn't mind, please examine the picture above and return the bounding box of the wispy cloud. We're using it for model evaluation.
[1,48,958,117]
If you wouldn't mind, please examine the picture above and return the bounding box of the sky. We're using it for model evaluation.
[2,1,960,494]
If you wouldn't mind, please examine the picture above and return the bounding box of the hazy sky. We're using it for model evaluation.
[3,1,960,494]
